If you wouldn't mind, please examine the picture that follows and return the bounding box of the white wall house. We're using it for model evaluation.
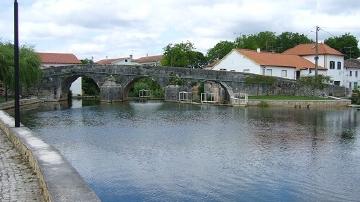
[211,49,324,80]
[134,55,163,66]
[284,43,345,86]
[96,55,139,65]
[344,59,360,90]
[37,52,82,96]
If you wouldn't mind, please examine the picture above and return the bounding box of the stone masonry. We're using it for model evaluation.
[0,130,43,201]
[37,64,347,103]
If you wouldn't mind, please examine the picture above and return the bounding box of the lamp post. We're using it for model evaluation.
[14,0,20,127]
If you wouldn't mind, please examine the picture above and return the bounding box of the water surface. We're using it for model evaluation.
[21,100,360,201]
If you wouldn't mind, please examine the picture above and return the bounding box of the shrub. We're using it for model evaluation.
[298,75,330,90]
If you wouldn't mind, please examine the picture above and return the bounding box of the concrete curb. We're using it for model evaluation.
[0,98,43,110]
[0,110,100,202]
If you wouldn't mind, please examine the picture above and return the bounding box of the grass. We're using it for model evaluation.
[248,95,334,100]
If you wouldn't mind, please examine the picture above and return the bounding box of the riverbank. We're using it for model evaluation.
[0,98,43,110]
[0,110,100,202]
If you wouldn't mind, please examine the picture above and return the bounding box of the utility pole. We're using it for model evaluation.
[14,0,20,127]
[315,26,320,77]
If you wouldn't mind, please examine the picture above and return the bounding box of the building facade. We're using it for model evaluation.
[210,49,325,80]
[344,59,360,90]
[283,43,345,86]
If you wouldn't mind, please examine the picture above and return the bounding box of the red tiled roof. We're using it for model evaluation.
[37,52,81,64]
[96,57,129,65]
[133,55,163,63]
[236,49,324,70]
[283,43,344,56]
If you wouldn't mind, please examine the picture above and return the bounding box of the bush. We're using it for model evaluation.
[351,89,360,104]
[298,75,330,90]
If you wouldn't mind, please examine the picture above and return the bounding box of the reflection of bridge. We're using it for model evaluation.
[38,64,246,103]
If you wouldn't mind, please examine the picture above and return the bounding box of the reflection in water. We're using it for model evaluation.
[21,101,360,202]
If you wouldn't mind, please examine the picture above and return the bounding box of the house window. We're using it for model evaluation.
[350,71,353,76]
[356,71,358,77]
[349,82,352,89]
[125,59,128,62]
[220,68,227,71]
[334,81,341,86]
[337,62,341,70]
[309,69,312,74]
[281,70,287,78]
[266,69,272,76]
[330,61,335,69]
[355,82,358,89]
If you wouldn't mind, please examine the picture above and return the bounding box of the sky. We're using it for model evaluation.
[0,0,359,61]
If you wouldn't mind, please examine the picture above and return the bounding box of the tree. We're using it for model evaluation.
[275,32,312,53]
[0,42,42,100]
[207,41,234,62]
[325,33,360,59]
[161,41,206,68]
[81,58,94,64]
[235,31,277,51]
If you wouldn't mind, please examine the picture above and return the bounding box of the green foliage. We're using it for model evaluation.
[234,31,312,53]
[198,82,204,97]
[161,41,207,68]
[324,33,360,59]
[245,75,276,85]
[0,42,42,93]
[82,77,99,96]
[128,77,164,98]
[298,75,330,90]
[168,72,184,85]
[80,58,94,64]
[235,31,277,51]
[351,89,360,105]
[206,41,235,62]
[275,32,313,52]
[257,101,269,108]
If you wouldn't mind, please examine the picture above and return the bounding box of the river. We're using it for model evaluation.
[20,100,360,202]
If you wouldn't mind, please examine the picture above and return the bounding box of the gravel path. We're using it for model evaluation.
[0,130,43,201]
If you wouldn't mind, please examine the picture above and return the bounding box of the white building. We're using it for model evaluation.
[96,55,139,65]
[210,49,325,80]
[37,52,82,96]
[97,55,163,66]
[344,59,360,90]
[134,55,163,66]
[283,43,345,86]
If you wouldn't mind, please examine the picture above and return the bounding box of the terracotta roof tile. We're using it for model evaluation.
[134,55,163,63]
[283,43,344,56]
[237,49,324,70]
[37,52,81,64]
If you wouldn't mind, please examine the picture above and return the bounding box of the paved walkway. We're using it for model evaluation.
[0,130,43,201]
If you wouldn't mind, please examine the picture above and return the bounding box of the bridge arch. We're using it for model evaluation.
[196,80,234,104]
[122,76,165,100]
[60,74,100,100]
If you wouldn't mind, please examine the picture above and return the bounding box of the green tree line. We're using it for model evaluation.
[161,31,360,67]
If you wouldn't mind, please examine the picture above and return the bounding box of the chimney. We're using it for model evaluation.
[129,54,133,59]
[256,48,261,53]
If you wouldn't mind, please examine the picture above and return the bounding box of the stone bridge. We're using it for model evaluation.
[37,64,345,103]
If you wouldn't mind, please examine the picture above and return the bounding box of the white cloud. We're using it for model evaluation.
[0,0,359,60]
